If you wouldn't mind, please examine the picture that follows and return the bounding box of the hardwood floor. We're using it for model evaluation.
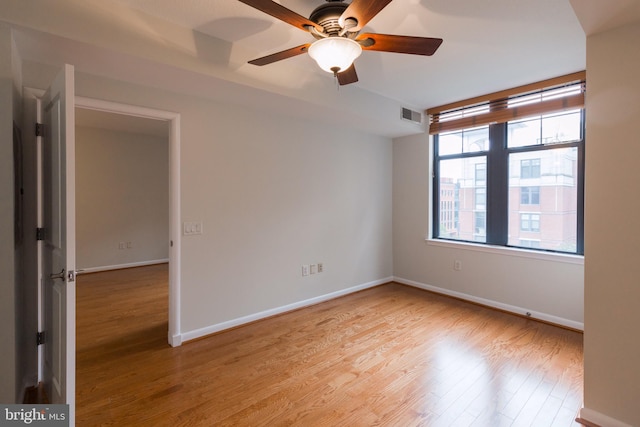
[76,264,584,426]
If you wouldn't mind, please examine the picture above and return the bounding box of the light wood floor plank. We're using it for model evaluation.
[76,264,583,426]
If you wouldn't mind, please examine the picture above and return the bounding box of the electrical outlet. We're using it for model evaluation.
[317,263,323,273]
[310,264,317,275]
[302,265,310,277]
[126,241,132,249]
[454,260,462,271]
[118,242,125,250]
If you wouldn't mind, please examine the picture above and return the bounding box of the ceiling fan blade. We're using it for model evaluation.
[237,0,323,32]
[339,0,393,32]
[248,44,311,66]
[337,64,358,86]
[358,33,443,56]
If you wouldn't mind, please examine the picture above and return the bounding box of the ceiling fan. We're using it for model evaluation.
[238,0,443,85]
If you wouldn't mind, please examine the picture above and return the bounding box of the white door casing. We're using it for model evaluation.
[74,96,182,347]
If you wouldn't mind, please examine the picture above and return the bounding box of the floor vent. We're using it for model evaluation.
[401,107,422,124]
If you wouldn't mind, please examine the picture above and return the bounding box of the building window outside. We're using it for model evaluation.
[475,211,486,239]
[520,158,541,179]
[519,239,541,249]
[520,186,540,205]
[521,213,540,232]
[475,188,486,210]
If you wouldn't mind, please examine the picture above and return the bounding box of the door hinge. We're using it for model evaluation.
[37,331,45,346]
[36,227,45,241]
[35,123,43,137]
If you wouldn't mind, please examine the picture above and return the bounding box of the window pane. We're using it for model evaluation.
[520,158,541,179]
[521,213,531,231]
[508,117,541,148]
[520,186,540,205]
[439,131,462,155]
[508,109,582,148]
[463,126,489,153]
[438,126,489,156]
[508,147,578,252]
[475,188,486,210]
[519,239,541,249]
[475,163,486,185]
[437,157,486,243]
[474,212,486,241]
[541,110,581,144]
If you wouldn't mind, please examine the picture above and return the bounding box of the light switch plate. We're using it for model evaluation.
[183,221,203,235]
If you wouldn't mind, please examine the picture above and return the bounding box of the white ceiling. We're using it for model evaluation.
[10,0,640,138]
[111,0,587,109]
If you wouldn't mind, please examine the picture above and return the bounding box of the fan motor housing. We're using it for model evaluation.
[309,1,348,35]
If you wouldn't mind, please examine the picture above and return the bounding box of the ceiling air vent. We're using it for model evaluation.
[401,107,422,124]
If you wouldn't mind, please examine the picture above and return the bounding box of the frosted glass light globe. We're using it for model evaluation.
[308,37,362,74]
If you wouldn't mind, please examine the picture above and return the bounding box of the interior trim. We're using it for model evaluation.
[579,407,634,427]
[75,96,182,348]
[77,259,169,274]
[394,276,584,331]
[180,276,393,343]
[426,238,584,265]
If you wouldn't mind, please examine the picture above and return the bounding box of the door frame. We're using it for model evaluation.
[74,96,182,347]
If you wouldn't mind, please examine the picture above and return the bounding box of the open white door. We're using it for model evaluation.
[41,64,76,423]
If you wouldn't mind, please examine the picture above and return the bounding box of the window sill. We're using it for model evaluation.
[426,238,584,265]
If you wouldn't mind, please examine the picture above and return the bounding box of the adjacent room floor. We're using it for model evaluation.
[76,264,584,426]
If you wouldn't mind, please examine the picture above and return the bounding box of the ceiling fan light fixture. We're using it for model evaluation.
[308,37,362,74]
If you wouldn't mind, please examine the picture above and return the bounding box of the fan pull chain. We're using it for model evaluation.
[332,68,341,91]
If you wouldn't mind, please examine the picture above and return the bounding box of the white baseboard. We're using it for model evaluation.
[78,259,169,274]
[168,332,182,348]
[393,276,584,331]
[181,277,393,343]
[579,407,634,427]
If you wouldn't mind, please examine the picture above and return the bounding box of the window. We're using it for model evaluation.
[520,186,540,205]
[520,159,540,179]
[430,72,585,255]
[475,188,486,210]
[519,239,541,249]
[474,212,486,240]
[436,149,488,243]
[521,213,540,232]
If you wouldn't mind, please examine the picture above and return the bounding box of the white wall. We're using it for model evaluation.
[0,24,27,403]
[0,24,19,403]
[392,133,584,328]
[22,64,393,337]
[583,21,640,427]
[75,126,169,271]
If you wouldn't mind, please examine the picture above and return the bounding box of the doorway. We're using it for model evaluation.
[75,108,168,273]
[74,97,181,346]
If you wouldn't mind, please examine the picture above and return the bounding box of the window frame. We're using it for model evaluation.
[432,111,585,256]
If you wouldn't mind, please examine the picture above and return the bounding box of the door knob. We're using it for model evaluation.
[49,269,65,281]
